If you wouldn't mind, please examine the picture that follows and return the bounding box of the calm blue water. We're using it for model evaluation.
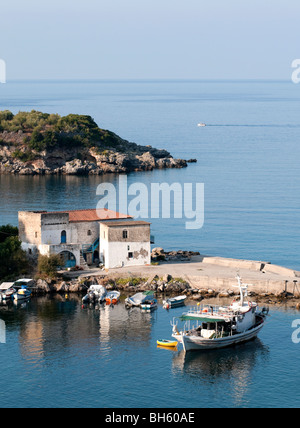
[0,296,299,408]
[0,80,300,408]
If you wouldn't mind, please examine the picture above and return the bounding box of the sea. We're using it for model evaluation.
[0,80,300,408]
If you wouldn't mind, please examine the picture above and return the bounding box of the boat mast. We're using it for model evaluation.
[236,274,248,306]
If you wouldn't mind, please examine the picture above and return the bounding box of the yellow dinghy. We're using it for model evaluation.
[157,339,178,348]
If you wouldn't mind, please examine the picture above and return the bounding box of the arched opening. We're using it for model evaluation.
[93,250,99,264]
[61,230,67,244]
[59,251,76,268]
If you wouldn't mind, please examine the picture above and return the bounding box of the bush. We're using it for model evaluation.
[37,254,62,278]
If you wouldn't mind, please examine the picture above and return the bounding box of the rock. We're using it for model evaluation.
[163,274,172,283]
[218,291,230,298]
[152,247,165,255]
[191,294,203,301]
[36,279,52,293]
[55,281,69,292]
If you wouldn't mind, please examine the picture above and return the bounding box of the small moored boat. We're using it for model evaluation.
[106,291,121,305]
[13,279,34,301]
[163,295,187,309]
[0,282,16,302]
[125,291,154,308]
[14,286,32,301]
[157,339,178,348]
[141,298,157,312]
[82,284,107,304]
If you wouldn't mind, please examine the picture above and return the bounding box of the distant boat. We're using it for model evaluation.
[163,295,187,310]
[197,123,206,127]
[106,291,121,305]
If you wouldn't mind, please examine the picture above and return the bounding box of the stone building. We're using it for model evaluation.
[99,220,151,269]
[18,209,132,268]
[18,209,152,269]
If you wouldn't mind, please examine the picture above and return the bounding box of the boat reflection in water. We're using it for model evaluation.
[172,339,270,407]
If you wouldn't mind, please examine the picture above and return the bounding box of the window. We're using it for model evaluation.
[128,252,133,259]
[87,230,92,236]
[35,232,38,238]
[61,230,67,244]
[123,230,128,239]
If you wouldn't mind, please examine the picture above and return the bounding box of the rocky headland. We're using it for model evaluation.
[0,110,189,175]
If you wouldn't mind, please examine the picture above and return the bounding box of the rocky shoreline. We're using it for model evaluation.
[33,272,300,308]
[0,132,189,176]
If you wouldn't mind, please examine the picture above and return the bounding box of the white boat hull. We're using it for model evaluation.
[174,322,264,352]
[141,303,157,312]
[163,296,187,309]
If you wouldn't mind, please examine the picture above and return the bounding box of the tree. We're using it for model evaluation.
[0,224,18,243]
[0,226,29,280]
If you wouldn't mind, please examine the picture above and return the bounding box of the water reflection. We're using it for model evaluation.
[172,340,270,407]
[1,296,156,363]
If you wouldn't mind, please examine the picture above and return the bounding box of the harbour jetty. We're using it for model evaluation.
[34,249,300,304]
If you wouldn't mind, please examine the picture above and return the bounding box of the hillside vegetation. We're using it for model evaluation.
[0,110,119,156]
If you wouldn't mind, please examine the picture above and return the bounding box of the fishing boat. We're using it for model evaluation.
[197,123,206,127]
[106,291,121,305]
[163,295,187,309]
[82,284,107,304]
[157,339,178,348]
[171,275,269,352]
[125,291,154,308]
[0,282,16,301]
[141,298,157,312]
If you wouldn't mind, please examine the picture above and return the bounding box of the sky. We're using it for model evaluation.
[0,0,300,80]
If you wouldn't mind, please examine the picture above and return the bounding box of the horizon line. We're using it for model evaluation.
[3,78,292,84]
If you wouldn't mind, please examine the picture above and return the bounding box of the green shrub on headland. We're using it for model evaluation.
[0,110,117,155]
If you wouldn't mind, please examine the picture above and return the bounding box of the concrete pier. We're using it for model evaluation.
[103,255,300,297]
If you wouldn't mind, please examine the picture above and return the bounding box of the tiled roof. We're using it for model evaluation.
[100,220,151,227]
[46,209,132,223]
